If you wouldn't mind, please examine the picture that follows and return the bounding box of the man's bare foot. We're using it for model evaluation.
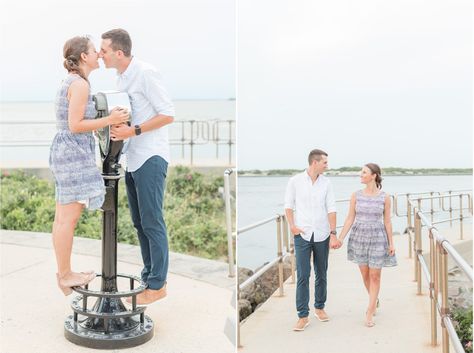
[293,317,309,331]
[314,308,330,322]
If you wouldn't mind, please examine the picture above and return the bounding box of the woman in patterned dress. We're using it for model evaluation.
[335,163,397,327]
[49,36,129,295]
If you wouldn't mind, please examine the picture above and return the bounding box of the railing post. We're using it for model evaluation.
[181,122,185,159]
[449,191,453,227]
[237,280,241,348]
[289,233,296,284]
[282,215,295,283]
[430,191,434,222]
[469,193,473,215]
[228,120,233,165]
[414,205,422,294]
[189,120,195,165]
[224,169,235,277]
[459,194,464,240]
[413,205,417,281]
[439,242,450,353]
[282,215,289,253]
[429,229,437,346]
[276,216,284,297]
[407,195,412,259]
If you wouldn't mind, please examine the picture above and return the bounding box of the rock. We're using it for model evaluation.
[448,266,473,311]
[238,299,252,320]
[238,267,253,283]
[238,259,294,321]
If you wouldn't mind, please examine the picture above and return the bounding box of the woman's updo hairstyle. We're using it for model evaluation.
[63,36,91,83]
[365,163,383,189]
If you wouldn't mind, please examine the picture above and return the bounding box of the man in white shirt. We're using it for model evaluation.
[99,29,174,305]
[284,149,338,331]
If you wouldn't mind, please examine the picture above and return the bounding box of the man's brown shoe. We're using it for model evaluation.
[314,309,329,322]
[126,285,167,306]
[293,317,309,331]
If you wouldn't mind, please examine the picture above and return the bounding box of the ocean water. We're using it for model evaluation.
[237,175,473,270]
[0,100,235,167]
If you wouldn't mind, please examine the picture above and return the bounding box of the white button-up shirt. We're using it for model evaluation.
[284,170,337,242]
[117,57,175,172]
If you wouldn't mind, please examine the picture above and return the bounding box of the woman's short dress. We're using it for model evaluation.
[347,190,397,268]
[49,74,105,210]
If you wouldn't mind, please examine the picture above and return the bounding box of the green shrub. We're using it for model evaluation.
[0,168,229,260]
[451,306,473,353]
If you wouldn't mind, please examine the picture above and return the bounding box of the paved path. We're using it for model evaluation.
[0,230,235,353]
[239,224,472,353]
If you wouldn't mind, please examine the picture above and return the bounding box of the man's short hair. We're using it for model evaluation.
[308,149,328,165]
[101,29,132,57]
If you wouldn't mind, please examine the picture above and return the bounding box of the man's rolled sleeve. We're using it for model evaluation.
[284,177,296,210]
[143,70,175,117]
[326,181,337,213]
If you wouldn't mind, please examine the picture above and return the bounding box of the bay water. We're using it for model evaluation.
[237,174,472,270]
[0,100,235,167]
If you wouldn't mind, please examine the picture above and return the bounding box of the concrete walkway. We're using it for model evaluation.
[239,224,472,353]
[0,230,235,353]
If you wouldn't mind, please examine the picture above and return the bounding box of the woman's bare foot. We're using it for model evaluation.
[56,271,96,295]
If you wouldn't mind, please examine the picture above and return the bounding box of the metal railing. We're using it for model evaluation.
[0,119,235,165]
[403,192,472,353]
[398,191,473,259]
[237,213,295,348]
[238,189,472,350]
[212,120,235,165]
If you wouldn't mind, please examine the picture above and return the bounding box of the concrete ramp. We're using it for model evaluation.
[238,224,472,353]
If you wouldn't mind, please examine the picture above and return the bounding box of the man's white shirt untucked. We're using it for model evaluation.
[117,57,175,172]
[284,171,336,242]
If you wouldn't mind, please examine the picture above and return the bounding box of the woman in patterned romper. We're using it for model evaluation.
[336,163,397,327]
[49,36,129,295]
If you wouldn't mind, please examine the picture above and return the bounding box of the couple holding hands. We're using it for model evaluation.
[50,29,174,305]
[285,149,397,331]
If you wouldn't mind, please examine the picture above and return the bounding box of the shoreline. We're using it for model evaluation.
[239,173,472,177]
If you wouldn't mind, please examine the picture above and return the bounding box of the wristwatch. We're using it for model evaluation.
[329,230,337,235]
[134,125,142,136]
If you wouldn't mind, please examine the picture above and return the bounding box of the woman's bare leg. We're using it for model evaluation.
[366,267,382,325]
[358,265,370,293]
[52,202,83,277]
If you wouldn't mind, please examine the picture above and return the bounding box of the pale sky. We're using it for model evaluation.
[237,0,473,169]
[0,0,235,101]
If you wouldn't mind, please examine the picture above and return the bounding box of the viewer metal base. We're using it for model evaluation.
[64,314,153,349]
[63,274,153,349]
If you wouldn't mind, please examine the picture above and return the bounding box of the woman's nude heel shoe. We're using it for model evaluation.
[365,310,375,327]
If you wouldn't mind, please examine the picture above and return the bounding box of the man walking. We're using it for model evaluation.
[100,28,174,305]
[284,149,337,331]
